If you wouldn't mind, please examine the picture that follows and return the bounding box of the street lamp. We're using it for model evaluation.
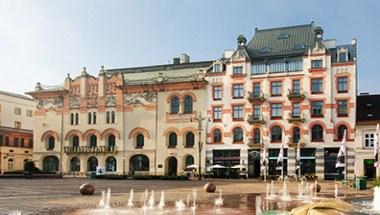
[193,112,208,180]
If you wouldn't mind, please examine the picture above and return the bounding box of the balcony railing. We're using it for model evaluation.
[64,145,117,154]
[247,114,265,125]
[247,91,265,103]
[287,137,306,148]
[248,138,264,148]
[287,89,305,100]
[287,113,305,123]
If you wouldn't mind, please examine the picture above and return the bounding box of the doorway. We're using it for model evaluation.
[364,159,376,179]
[167,157,178,176]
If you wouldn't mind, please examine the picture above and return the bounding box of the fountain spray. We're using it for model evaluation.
[158,191,165,210]
[104,188,111,209]
[127,189,134,209]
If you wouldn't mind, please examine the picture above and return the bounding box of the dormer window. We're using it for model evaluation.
[293,43,305,50]
[259,47,272,53]
[233,66,243,75]
[277,32,290,39]
[338,52,347,62]
[214,64,222,73]
[311,60,323,69]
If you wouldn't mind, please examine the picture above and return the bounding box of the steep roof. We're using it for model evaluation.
[247,24,316,58]
[357,94,380,125]
[0,90,34,101]
[107,61,212,85]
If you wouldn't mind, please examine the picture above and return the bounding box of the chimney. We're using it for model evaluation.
[180,53,190,64]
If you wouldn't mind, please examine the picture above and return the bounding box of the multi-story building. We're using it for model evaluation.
[0,90,34,172]
[205,22,357,180]
[27,56,211,176]
[354,93,380,179]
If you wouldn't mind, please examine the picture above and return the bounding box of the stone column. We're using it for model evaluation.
[315,148,325,180]
[288,148,296,176]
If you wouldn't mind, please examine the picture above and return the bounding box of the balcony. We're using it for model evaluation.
[247,114,265,125]
[248,138,264,148]
[247,91,265,103]
[64,145,117,154]
[287,137,306,148]
[287,113,305,123]
[287,89,305,100]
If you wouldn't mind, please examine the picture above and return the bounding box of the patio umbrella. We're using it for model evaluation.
[209,164,226,169]
[231,164,246,169]
[185,164,198,169]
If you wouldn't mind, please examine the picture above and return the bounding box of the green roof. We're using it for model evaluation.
[247,24,316,58]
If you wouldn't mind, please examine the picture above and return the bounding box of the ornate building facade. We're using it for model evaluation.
[27,58,211,176]
[205,23,357,180]
[0,90,34,172]
[28,23,358,179]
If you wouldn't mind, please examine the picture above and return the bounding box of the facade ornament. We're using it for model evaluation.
[87,96,98,107]
[69,97,80,108]
[36,97,63,110]
[81,67,88,76]
[124,92,157,105]
[105,95,116,107]
[99,65,105,75]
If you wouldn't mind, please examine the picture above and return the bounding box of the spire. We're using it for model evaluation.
[81,67,88,76]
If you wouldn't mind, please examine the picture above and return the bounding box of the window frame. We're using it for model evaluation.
[271,81,282,96]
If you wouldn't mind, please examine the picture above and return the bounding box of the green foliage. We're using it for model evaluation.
[23,160,41,173]
[373,178,380,187]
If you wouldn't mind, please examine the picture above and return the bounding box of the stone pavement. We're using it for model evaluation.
[0,178,373,215]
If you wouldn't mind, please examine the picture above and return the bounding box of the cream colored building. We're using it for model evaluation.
[27,57,211,176]
[0,90,35,172]
[354,94,380,179]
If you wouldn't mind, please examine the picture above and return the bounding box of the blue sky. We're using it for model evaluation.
[0,0,379,94]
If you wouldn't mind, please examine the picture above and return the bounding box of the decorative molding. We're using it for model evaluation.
[105,95,116,107]
[124,92,157,106]
[69,97,80,108]
[36,97,63,110]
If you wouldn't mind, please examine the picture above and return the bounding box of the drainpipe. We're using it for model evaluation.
[59,90,64,176]
[154,91,158,175]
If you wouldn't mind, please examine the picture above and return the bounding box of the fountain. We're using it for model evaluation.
[127,189,134,209]
[280,181,291,201]
[334,183,339,199]
[158,191,165,210]
[256,195,263,215]
[104,188,111,209]
[297,181,304,200]
[175,199,186,211]
[148,190,155,209]
[214,189,224,207]
[191,189,197,212]
[99,190,105,208]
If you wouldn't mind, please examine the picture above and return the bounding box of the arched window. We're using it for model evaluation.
[311,125,323,141]
[185,155,194,168]
[8,159,14,171]
[213,129,222,143]
[338,125,347,140]
[170,96,180,114]
[129,155,149,174]
[108,134,116,150]
[168,132,177,148]
[185,132,195,148]
[70,157,80,172]
[47,136,55,150]
[89,135,97,148]
[233,127,243,143]
[136,133,144,148]
[271,126,282,142]
[106,156,117,172]
[183,96,193,114]
[253,128,261,144]
[43,156,59,172]
[87,157,98,172]
[293,127,301,143]
[72,135,79,148]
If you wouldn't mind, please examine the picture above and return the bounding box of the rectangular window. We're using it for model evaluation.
[253,105,260,118]
[70,113,74,125]
[311,60,323,68]
[88,112,92,124]
[292,80,300,95]
[251,64,267,75]
[213,86,222,100]
[75,113,79,125]
[364,133,375,148]
[29,138,33,148]
[232,105,244,120]
[288,61,303,71]
[15,121,21,129]
[93,112,97,124]
[337,77,348,93]
[233,66,243,75]
[269,62,286,73]
[213,106,222,121]
[20,138,24,147]
[271,103,282,118]
[0,135,3,146]
[311,101,323,116]
[292,103,301,117]
[271,81,282,96]
[106,111,110,124]
[311,78,323,94]
[14,137,19,147]
[111,111,115,123]
[214,64,222,73]
[26,110,33,117]
[233,84,244,99]
[5,136,9,146]
[337,100,348,116]
[14,107,21,115]
[339,52,346,62]
[253,83,261,97]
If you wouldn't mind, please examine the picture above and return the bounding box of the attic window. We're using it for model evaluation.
[277,32,290,39]
[293,43,305,50]
[367,113,374,117]
[259,47,272,53]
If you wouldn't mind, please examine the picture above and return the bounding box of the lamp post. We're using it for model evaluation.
[193,112,208,180]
